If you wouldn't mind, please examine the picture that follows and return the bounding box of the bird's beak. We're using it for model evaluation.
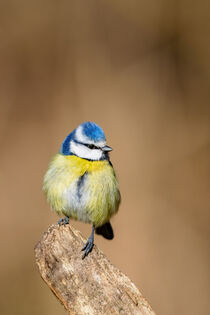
[102,145,113,152]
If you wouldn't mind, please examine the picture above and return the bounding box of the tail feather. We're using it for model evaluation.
[95,221,114,240]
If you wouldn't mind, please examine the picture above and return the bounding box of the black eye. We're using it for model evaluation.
[87,144,97,149]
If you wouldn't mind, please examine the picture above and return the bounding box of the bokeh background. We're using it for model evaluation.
[0,1,210,314]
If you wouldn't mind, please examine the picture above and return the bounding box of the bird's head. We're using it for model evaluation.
[60,122,112,160]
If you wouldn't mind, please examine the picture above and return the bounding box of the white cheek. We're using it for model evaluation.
[70,141,103,160]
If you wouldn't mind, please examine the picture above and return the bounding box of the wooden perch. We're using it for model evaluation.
[35,224,156,315]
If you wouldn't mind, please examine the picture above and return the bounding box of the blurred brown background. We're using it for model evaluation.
[0,1,210,314]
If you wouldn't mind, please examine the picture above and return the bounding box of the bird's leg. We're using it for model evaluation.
[57,216,69,226]
[82,225,95,259]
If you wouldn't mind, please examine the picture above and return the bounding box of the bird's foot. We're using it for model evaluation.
[81,237,94,259]
[57,216,69,226]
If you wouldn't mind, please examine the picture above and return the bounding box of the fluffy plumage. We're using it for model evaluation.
[43,154,120,227]
[43,122,121,258]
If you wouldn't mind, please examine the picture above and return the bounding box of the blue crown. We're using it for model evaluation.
[81,122,105,142]
[60,122,106,155]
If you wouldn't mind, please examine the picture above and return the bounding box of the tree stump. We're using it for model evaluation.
[35,224,156,315]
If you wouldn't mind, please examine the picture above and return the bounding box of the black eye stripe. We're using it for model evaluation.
[73,139,101,150]
[73,140,99,150]
[86,144,98,150]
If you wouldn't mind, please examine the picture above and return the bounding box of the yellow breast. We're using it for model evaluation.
[43,154,121,226]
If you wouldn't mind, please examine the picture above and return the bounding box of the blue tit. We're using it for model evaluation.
[43,121,121,258]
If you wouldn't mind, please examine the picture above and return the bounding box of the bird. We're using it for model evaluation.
[43,121,121,258]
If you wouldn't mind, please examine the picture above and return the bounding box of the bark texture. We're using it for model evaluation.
[35,224,156,315]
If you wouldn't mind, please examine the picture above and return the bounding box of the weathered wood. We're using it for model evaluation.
[35,224,156,315]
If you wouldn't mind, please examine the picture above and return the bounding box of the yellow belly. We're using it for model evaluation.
[43,154,121,227]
